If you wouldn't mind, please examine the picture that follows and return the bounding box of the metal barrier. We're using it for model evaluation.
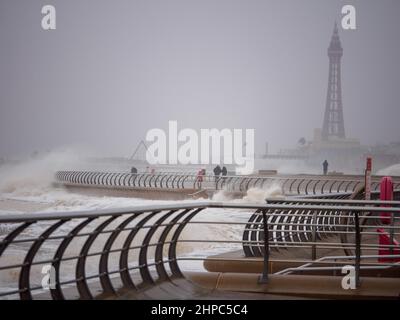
[293,189,400,200]
[243,198,400,259]
[0,201,399,299]
[55,171,400,195]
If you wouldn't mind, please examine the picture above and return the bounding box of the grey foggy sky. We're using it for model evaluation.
[0,0,399,158]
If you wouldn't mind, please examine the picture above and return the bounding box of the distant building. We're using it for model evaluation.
[268,25,399,172]
[311,24,361,149]
[305,24,367,171]
[262,24,400,173]
[321,23,346,141]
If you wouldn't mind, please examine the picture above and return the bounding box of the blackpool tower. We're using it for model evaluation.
[321,23,346,140]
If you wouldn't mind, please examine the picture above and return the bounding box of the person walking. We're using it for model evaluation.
[322,160,329,175]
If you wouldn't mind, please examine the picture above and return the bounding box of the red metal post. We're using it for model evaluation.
[377,228,400,263]
[380,176,393,225]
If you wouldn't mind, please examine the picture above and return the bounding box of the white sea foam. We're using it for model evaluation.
[377,163,400,177]
[212,184,283,204]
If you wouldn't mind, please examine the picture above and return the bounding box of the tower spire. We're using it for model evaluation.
[321,23,345,140]
[333,21,338,34]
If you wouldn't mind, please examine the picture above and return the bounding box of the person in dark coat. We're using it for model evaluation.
[322,160,329,175]
[221,166,227,177]
[130,167,138,174]
[213,165,222,182]
[220,166,228,187]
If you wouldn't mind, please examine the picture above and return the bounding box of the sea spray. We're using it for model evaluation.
[240,185,283,203]
[377,163,400,176]
[212,184,284,204]
[0,147,92,197]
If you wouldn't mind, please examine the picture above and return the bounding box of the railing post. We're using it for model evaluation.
[259,210,269,284]
[354,211,361,288]
[390,211,395,255]
[311,209,318,260]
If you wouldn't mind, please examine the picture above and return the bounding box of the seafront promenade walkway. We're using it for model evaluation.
[55,170,400,199]
[0,199,399,300]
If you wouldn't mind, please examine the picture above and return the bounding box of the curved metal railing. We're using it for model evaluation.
[0,203,209,300]
[242,198,400,258]
[55,171,400,195]
[0,201,399,299]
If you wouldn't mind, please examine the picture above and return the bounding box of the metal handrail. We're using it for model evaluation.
[0,200,399,299]
[265,197,400,206]
[55,170,400,195]
[275,254,400,275]
[242,199,400,257]
[1,201,400,223]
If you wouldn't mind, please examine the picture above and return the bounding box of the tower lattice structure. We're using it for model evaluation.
[322,23,345,140]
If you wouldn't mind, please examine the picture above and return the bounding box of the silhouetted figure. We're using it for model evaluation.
[213,165,222,182]
[221,166,228,187]
[221,166,227,176]
[322,160,329,175]
[130,167,137,174]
